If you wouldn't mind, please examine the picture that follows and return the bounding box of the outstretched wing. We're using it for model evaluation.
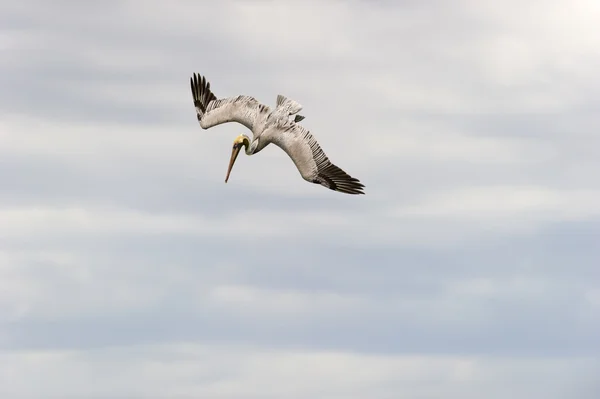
[190,73,271,131]
[266,123,365,195]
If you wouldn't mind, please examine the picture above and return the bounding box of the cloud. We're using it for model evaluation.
[0,344,598,399]
[1,0,599,398]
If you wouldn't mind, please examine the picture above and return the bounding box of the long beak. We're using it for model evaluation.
[225,144,242,183]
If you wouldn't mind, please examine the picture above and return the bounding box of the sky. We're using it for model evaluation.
[1,0,599,398]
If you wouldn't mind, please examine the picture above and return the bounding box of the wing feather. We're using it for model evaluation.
[190,73,271,131]
[267,123,365,195]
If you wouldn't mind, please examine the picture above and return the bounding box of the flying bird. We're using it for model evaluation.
[190,73,365,195]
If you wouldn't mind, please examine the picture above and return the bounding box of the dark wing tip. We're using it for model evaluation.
[293,124,365,195]
[190,72,217,117]
[316,164,366,195]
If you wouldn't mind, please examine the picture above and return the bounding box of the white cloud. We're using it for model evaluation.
[206,283,370,318]
[0,204,366,243]
[0,344,598,399]
[395,185,600,222]
[363,124,556,164]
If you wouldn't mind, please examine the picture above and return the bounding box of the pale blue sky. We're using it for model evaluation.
[1,1,599,398]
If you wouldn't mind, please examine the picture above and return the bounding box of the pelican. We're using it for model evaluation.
[190,73,365,195]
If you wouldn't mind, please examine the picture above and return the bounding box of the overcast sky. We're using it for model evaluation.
[1,0,599,398]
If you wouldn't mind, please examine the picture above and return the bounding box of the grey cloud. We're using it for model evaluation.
[1,219,598,356]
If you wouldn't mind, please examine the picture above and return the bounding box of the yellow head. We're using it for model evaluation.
[233,134,248,146]
[225,134,250,183]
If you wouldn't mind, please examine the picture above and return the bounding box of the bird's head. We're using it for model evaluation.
[232,134,248,147]
[225,134,250,183]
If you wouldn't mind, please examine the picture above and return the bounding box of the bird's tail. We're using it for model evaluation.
[190,73,217,119]
[276,94,303,115]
